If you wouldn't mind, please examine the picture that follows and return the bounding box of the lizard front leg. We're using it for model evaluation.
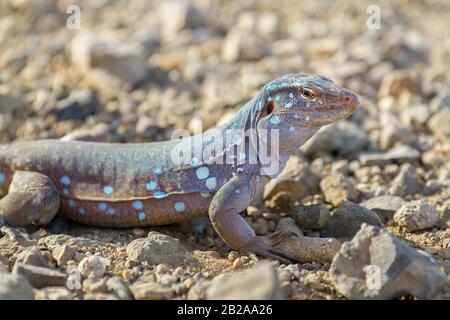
[209,175,296,264]
[0,171,60,226]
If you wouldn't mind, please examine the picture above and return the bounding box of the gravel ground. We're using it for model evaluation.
[0,0,449,300]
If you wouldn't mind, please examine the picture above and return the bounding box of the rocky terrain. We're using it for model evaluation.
[1,0,450,300]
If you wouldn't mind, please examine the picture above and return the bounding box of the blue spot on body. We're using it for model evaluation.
[285,102,293,109]
[174,202,186,212]
[196,167,209,180]
[154,191,166,199]
[68,199,76,207]
[289,126,295,132]
[108,207,115,215]
[138,212,146,221]
[60,176,71,185]
[154,167,162,175]
[63,188,70,195]
[103,185,114,195]
[270,115,281,125]
[98,202,107,211]
[0,172,5,185]
[289,92,294,98]
[79,207,86,215]
[146,180,157,191]
[132,200,143,210]
[205,177,217,190]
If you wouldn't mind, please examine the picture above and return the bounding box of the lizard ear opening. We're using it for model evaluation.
[261,100,275,117]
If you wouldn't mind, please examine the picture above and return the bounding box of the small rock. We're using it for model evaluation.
[440,200,450,228]
[35,287,72,300]
[276,218,303,237]
[129,280,174,300]
[358,146,420,166]
[12,263,67,289]
[361,195,406,222]
[0,272,35,300]
[78,256,108,278]
[291,202,330,231]
[389,164,422,197]
[106,276,132,300]
[50,89,99,121]
[330,224,448,299]
[52,245,76,266]
[83,277,108,293]
[159,1,204,38]
[427,108,450,138]
[264,153,319,202]
[378,69,422,99]
[320,174,360,207]
[321,201,382,238]
[71,33,148,91]
[15,246,49,268]
[206,263,284,299]
[39,234,101,250]
[301,121,369,157]
[394,200,440,232]
[222,30,268,62]
[126,232,189,265]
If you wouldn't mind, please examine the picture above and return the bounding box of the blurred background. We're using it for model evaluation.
[0,0,449,145]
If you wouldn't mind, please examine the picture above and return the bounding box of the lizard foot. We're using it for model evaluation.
[240,231,298,265]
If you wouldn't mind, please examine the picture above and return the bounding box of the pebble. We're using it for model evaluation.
[393,200,440,232]
[291,202,330,231]
[126,232,190,265]
[0,271,35,300]
[15,246,49,268]
[70,33,148,91]
[361,195,406,222]
[35,287,72,300]
[301,121,369,157]
[206,262,284,299]
[264,154,319,202]
[12,263,67,289]
[129,280,174,300]
[320,201,382,238]
[78,256,108,278]
[320,174,360,207]
[52,245,76,266]
[50,89,99,121]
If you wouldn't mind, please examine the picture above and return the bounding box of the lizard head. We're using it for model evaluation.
[256,74,359,130]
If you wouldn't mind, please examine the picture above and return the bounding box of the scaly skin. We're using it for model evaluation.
[0,74,359,264]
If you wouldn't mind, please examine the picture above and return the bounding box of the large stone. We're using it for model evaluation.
[0,272,35,300]
[264,154,319,202]
[361,195,406,222]
[12,263,67,289]
[301,121,369,157]
[126,232,190,265]
[70,33,148,91]
[393,200,440,232]
[321,201,382,238]
[206,263,284,299]
[330,224,448,299]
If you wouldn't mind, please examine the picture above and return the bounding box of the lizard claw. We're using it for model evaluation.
[240,231,298,265]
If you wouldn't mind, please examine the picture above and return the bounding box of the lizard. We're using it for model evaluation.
[0,74,359,264]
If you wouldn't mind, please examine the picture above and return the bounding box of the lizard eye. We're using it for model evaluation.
[301,88,315,99]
